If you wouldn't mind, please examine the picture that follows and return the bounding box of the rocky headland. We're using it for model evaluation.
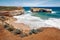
[0,6,25,16]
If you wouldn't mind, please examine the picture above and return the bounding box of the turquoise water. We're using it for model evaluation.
[32,12,51,20]
[31,12,60,20]
[24,7,60,20]
[13,7,60,29]
[14,7,60,29]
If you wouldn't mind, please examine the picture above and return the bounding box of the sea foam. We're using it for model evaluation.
[44,18,60,29]
[51,11,56,14]
[13,13,60,29]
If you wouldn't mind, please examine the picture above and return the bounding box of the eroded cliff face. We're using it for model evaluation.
[9,9,24,16]
[31,8,52,13]
[0,7,25,16]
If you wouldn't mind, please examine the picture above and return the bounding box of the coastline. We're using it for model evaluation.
[13,13,60,29]
[0,7,60,40]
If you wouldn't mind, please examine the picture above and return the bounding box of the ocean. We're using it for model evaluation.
[13,7,60,29]
[24,7,60,19]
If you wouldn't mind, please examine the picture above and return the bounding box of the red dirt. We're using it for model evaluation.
[0,24,60,40]
[23,27,60,40]
[0,25,22,40]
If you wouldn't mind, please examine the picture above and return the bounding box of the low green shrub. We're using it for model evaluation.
[7,27,14,31]
[31,29,38,34]
[37,28,44,32]
[29,30,33,35]
[4,24,14,31]
[29,29,38,35]
[12,29,22,35]
[20,33,28,38]
[4,24,9,28]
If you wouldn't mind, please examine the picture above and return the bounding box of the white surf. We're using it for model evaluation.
[13,13,60,29]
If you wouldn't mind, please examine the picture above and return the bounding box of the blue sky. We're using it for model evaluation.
[0,0,60,7]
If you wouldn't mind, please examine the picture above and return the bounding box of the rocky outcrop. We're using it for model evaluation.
[9,9,24,16]
[31,8,41,12]
[0,7,25,16]
[31,8,52,13]
[42,8,52,13]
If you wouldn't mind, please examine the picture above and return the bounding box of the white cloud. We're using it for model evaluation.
[21,0,50,7]
[1,0,59,7]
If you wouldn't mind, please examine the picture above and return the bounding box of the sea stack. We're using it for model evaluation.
[31,8,52,13]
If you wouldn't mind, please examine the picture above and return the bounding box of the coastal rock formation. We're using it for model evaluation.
[31,8,42,12]
[42,8,52,13]
[0,7,25,16]
[9,9,25,16]
[31,8,52,13]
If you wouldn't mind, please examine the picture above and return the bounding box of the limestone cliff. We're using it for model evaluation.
[31,8,52,13]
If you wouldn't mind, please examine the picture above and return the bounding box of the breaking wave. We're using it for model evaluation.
[13,13,60,29]
[51,11,56,14]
